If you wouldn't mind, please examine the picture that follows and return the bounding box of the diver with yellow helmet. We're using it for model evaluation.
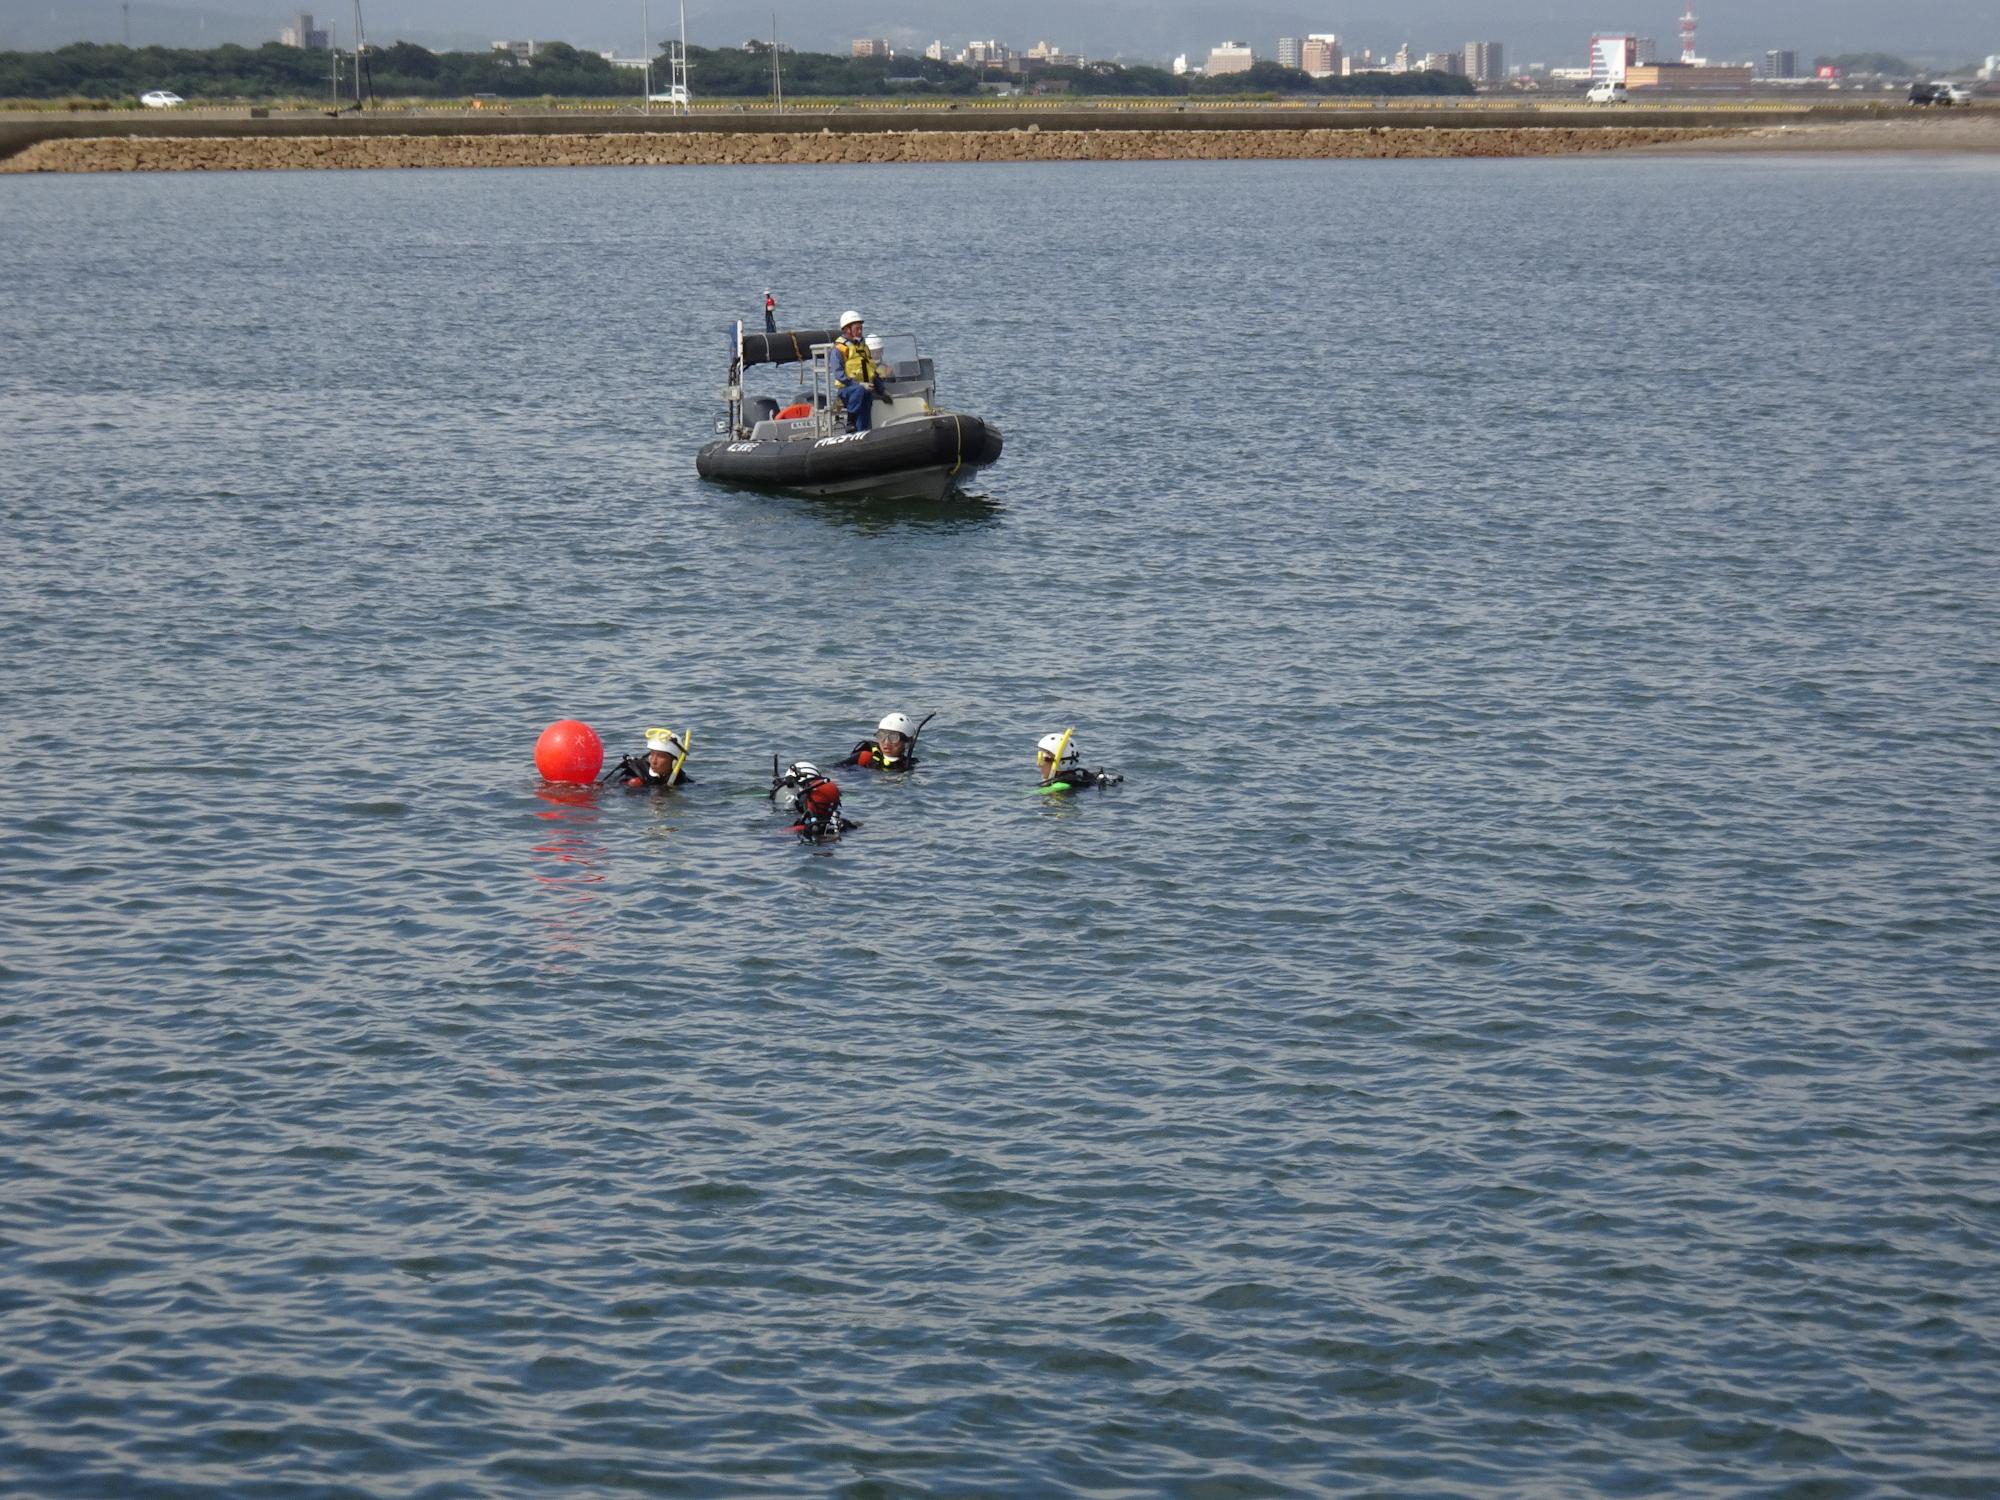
[604,726,694,790]
[1033,728,1122,795]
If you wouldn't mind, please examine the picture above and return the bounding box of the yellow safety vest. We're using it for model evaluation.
[836,337,879,386]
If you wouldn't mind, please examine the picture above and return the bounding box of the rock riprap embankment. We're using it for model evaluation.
[0,125,1736,173]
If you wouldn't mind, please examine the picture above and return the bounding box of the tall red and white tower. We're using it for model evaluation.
[1679,5,1698,63]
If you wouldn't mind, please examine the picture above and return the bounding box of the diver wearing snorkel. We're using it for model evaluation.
[605,726,694,790]
[841,711,930,771]
[1034,729,1122,794]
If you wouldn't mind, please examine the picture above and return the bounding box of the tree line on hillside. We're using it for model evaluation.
[1,41,1479,103]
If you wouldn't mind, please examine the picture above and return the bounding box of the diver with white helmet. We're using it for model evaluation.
[769,759,858,841]
[841,711,932,772]
[1033,728,1122,795]
[604,725,694,790]
[832,310,886,433]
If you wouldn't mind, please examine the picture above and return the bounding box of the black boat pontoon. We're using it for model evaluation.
[696,323,1004,502]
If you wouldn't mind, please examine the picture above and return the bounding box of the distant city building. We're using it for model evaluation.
[924,40,944,61]
[280,11,329,48]
[1624,62,1754,88]
[1392,43,1412,73]
[600,52,648,70]
[491,39,536,61]
[958,39,1016,69]
[1589,35,1637,83]
[1172,53,1191,76]
[1762,49,1798,79]
[851,38,891,59]
[1277,37,1302,70]
[1422,51,1464,75]
[1206,41,1255,75]
[1982,54,1999,80]
[1464,40,1504,84]
[1636,37,1658,64]
[1301,34,1341,78]
[1025,40,1084,67]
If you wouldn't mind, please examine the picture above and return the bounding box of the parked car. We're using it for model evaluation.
[139,90,185,108]
[1909,81,1972,106]
[1585,81,1629,103]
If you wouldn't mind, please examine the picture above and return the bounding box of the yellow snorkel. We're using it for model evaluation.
[672,727,692,785]
[1041,726,1073,785]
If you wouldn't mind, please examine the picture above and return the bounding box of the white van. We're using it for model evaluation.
[1585,81,1628,103]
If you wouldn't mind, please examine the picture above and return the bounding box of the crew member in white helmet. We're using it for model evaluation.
[833,310,885,433]
[1033,728,1121,795]
[841,711,927,771]
[605,726,694,790]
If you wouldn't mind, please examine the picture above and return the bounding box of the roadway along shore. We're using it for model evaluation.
[1,107,1990,173]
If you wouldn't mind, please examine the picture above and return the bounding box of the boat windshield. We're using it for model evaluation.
[874,333,921,375]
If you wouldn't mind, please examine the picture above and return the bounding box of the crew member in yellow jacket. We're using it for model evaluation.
[833,310,885,433]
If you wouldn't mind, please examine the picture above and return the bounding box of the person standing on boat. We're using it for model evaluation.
[763,290,777,334]
[833,310,885,433]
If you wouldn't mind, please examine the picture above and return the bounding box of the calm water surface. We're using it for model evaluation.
[2,154,1998,1497]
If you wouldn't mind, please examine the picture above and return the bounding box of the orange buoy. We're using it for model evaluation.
[534,719,603,784]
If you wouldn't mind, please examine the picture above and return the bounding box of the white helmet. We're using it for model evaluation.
[1036,731,1079,768]
[783,761,821,783]
[645,727,686,758]
[877,712,914,738]
[839,309,863,330]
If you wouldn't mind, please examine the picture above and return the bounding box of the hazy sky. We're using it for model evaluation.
[4,0,1991,64]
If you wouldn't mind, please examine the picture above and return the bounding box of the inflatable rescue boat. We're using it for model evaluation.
[696,324,1003,502]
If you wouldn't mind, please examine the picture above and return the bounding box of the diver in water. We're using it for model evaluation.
[840,711,929,771]
[769,760,859,840]
[1034,729,1122,794]
[604,726,693,790]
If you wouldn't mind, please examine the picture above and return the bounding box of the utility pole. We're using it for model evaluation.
[772,10,783,112]
[642,0,652,112]
[351,0,367,107]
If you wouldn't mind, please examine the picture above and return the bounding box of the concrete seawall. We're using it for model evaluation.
[2,123,1743,173]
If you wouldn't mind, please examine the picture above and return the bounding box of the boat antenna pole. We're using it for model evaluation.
[641,0,652,112]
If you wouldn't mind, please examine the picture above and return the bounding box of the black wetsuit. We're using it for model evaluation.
[839,739,918,771]
[603,755,693,790]
[1038,767,1121,794]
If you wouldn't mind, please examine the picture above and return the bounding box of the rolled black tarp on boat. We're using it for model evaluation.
[740,329,840,368]
[697,413,1003,491]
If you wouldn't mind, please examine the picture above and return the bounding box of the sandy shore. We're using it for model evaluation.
[1645,113,2000,153]
[0,125,1736,173]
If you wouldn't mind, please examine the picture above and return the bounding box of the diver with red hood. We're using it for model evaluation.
[769,760,858,841]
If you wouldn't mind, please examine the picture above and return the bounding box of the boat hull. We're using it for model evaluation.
[697,413,1003,500]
